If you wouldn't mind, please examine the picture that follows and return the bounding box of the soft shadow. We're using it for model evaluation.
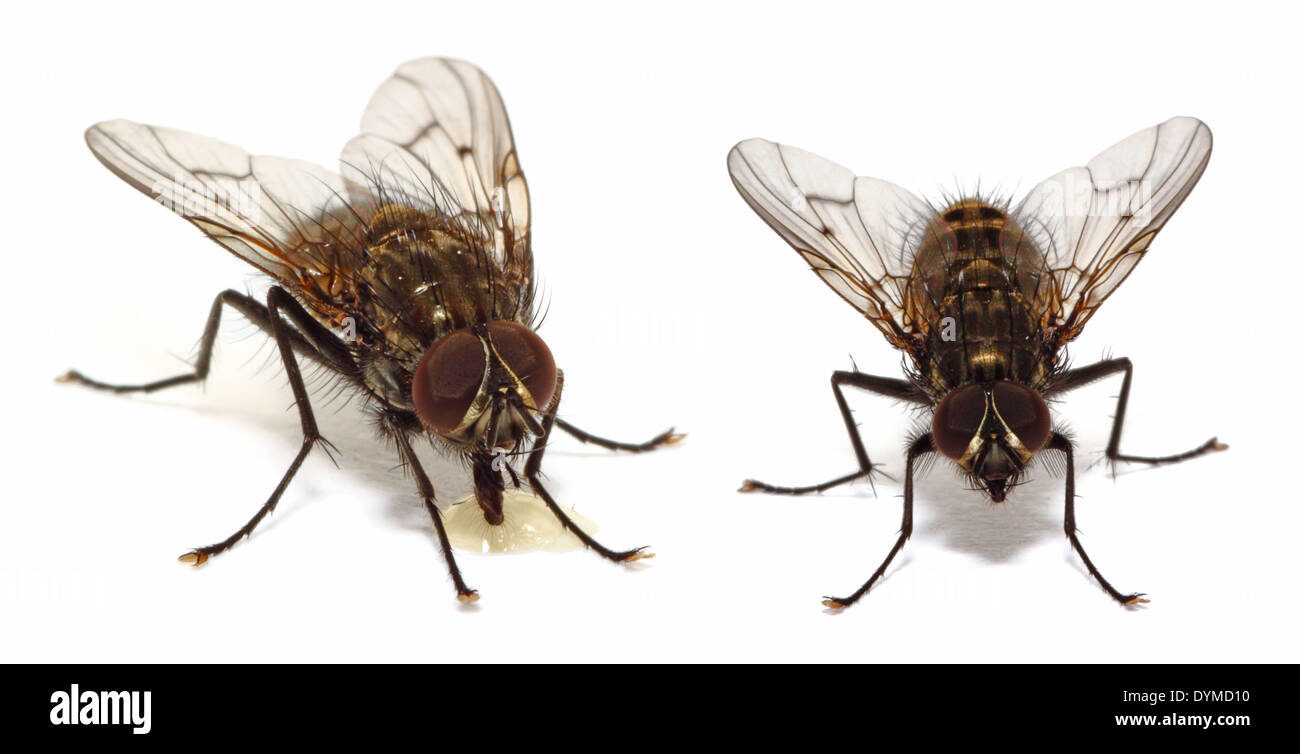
[915,464,1061,564]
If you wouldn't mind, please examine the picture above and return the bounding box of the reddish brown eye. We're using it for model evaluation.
[992,381,1051,451]
[412,329,486,434]
[486,321,556,409]
[932,383,987,459]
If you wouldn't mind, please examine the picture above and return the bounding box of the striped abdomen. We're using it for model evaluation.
[906,199,1054,394]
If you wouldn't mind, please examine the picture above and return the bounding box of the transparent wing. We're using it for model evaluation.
[85,119,365,293]
[340,58,532,296]
[727,138,934,349]
[1013,116,1212,342]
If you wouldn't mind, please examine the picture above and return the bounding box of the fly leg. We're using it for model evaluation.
[740,370,924,495]
[63,286,352,565]
[1048,357,1226,466]
[388,421,479,603]
[1048,433,1148,606]
[823,434,933,609]
[554,419,683,452]
[178,287,350,563]
[525,370,653,563]
[57,288,331,393]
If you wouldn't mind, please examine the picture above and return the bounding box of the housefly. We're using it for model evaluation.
[62,58,681,603]
[727,117,1223,608]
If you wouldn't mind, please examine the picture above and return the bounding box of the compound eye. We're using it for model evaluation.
[992,382,1052,451]
[931,383,987,459]
[486,321,556,409]
[412,329,486,434]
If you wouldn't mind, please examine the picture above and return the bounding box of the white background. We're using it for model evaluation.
[3,0,1297,663]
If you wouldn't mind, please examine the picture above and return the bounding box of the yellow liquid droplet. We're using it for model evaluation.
[442,489,598,554]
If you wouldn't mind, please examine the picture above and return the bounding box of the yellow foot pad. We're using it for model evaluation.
[822,599,846,610]
[457,591,480,604]
[737,481,759,493]
[623,550,655,563]
[177,551,209,566]
[666,433,687,445]
[1124,595,1150,606]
